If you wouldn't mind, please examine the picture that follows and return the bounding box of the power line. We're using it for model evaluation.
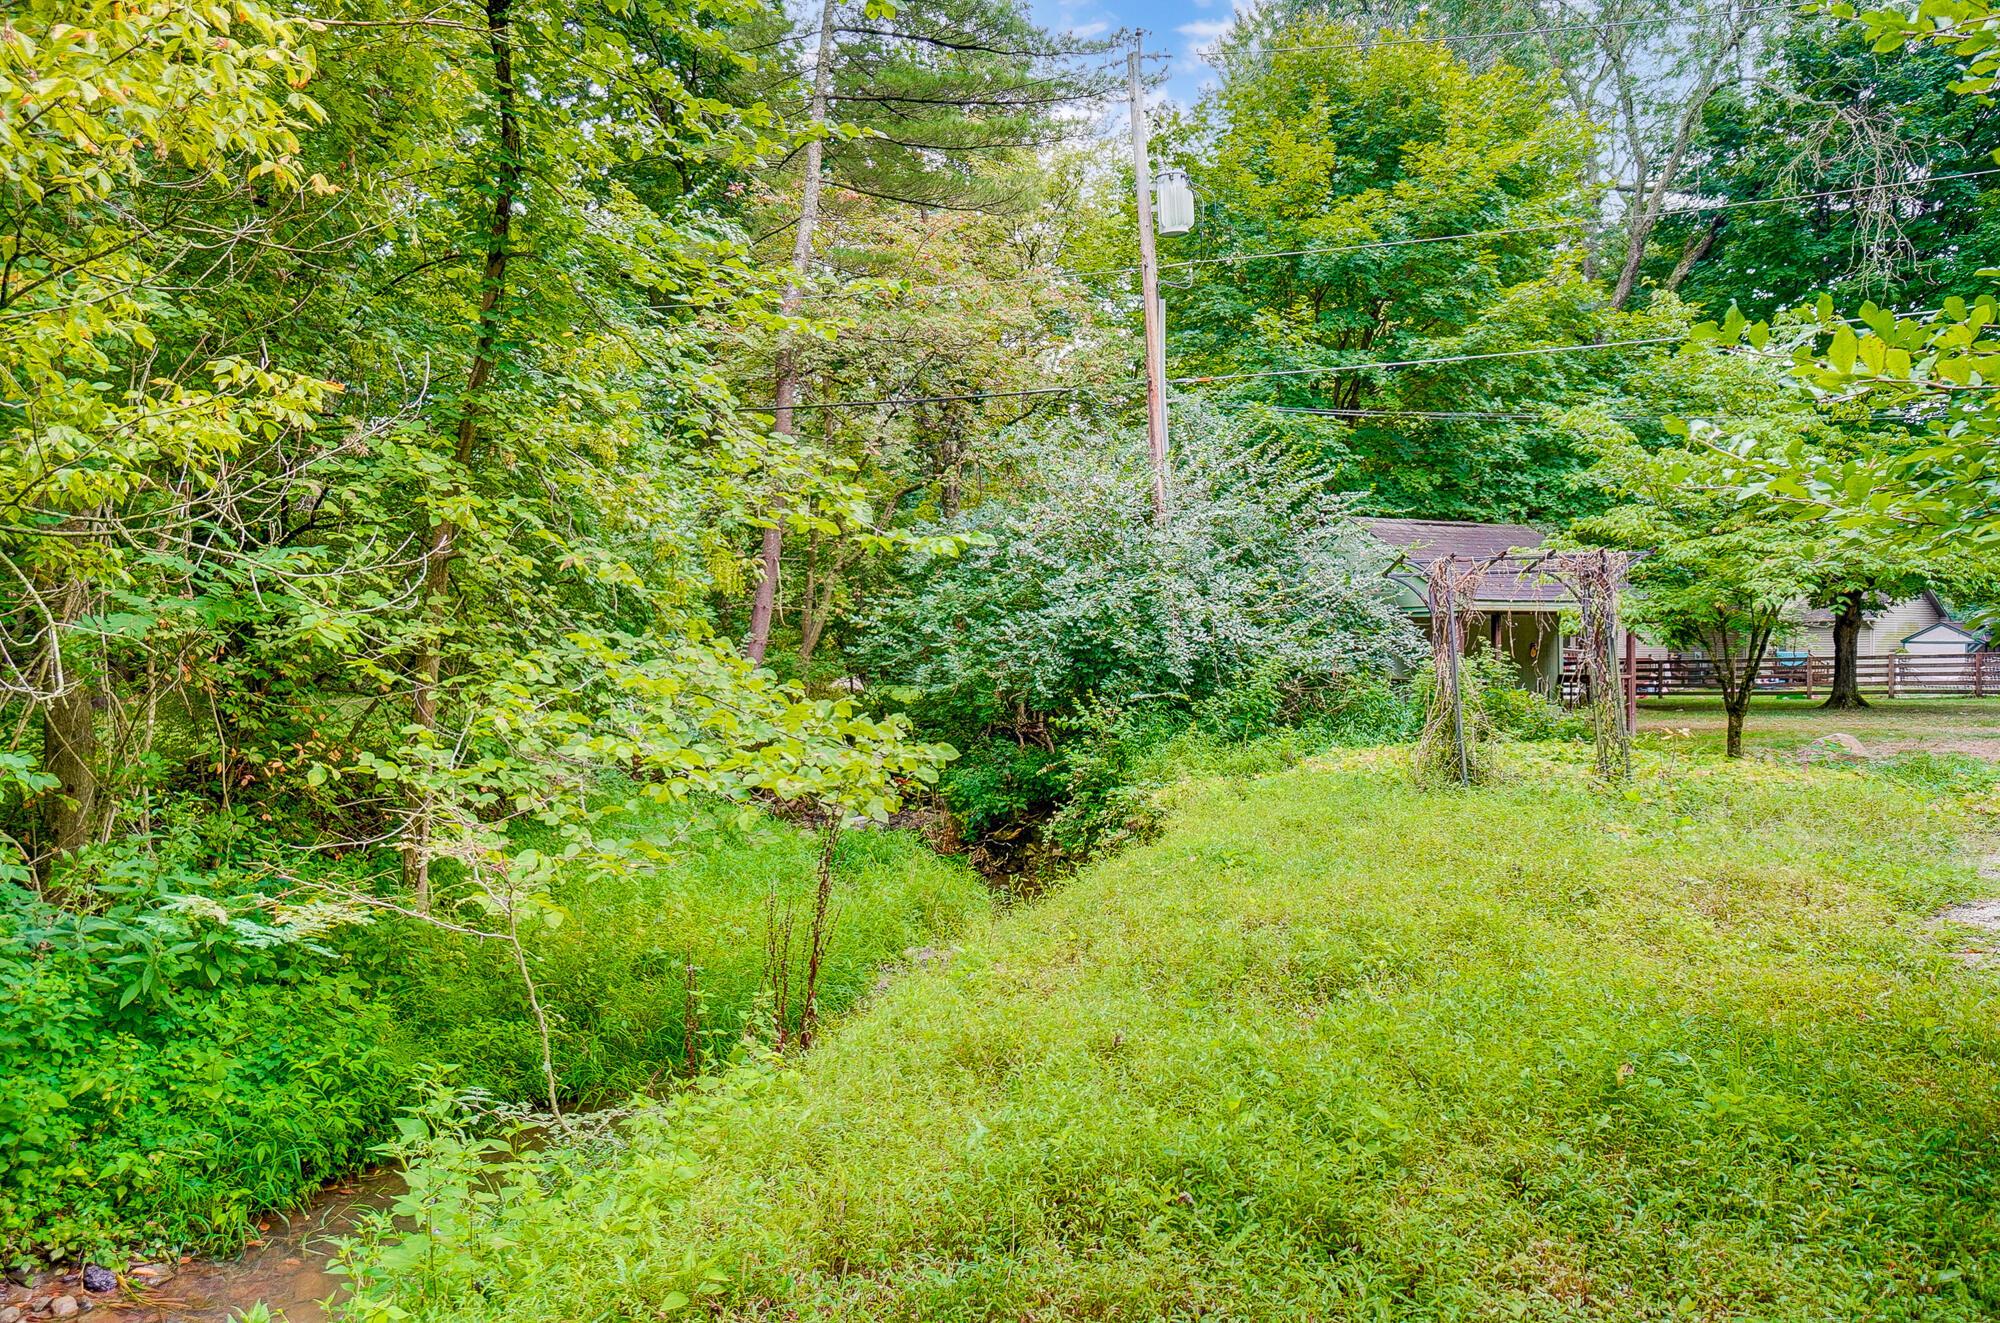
[752,332,1686,411]
[1170,336,1685,386]
[1205,3,1802,61]
[767,382,1123,412]
[782,167,2000,304]
[1073,168,2000,282]
[1270,406,1554,421]
[750,302,1961,415]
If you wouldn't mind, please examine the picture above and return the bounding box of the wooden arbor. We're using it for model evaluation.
[1417,550,1634,786]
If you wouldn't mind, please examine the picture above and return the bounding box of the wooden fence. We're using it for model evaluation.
[1621,652,2000,699]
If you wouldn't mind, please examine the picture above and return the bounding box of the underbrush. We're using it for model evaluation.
[943,664,1587,883]
[0,801,984,1268]
[936,674,1425,879]
[380,804,987,1104]
[346,750,2000,1321]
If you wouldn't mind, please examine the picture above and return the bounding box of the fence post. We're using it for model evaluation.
[1979,652,1989,699]
[1805,656,1816,699]
[1623,630,1637,731]
[1887,653,1900,699]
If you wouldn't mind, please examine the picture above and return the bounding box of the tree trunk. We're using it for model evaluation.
[746,0,839,664]
[405,0,522,906]
[39,676,98,860]
[1709,614,1772,760]
[1823,590,1869,710]
[33,564,98,872]
[1604,15,1757,310]
[1663,214,1725,292]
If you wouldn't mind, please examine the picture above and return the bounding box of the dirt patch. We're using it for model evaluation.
[1934,842,2000,969]
[1796,732,1870,765]
[1869,737,2000,760]
[1934,898,2000,969]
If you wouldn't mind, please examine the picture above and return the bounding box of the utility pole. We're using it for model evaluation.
[1128,39,1168,523]
[748,0,838,663]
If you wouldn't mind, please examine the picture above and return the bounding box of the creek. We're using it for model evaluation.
[5,1171,402,1323]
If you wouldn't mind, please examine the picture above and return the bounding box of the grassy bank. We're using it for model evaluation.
[381,810,989,1104]
[351,750,2000,1320]
[0,810,984,1266]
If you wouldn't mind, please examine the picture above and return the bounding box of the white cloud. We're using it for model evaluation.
[1068,19,1108,36]
[1176,18,1232,39]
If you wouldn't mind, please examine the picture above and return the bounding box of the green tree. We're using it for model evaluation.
[1155,20,1606,521]
[0,0,951,894]
[0,0,338,864]
[1250,0,1789,307]
[740,0,1117,661]
[1655,22,2000,317]
[1687,3,2000,574]
[1575,430,1817,758]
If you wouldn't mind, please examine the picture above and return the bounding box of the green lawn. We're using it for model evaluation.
[1639,695,2000,760]
[351,749,2000,1321]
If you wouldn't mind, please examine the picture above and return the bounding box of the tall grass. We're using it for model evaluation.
[347,749,2000,1320]
[379,805,990,1105]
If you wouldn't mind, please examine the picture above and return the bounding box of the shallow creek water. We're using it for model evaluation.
[134,1170,401,1322]
[8,1170,404,1323]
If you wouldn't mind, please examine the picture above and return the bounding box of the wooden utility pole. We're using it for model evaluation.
[1128,40,1168,523]
[748,0,839,663]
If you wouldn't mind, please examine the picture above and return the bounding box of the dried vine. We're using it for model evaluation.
[1544,550,1634,782]
[1414,555,1499,786]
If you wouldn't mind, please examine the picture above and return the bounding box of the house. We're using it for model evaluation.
[1798,590,1985,656]
[1363,518,1569,695]
[1902,620,1985,655]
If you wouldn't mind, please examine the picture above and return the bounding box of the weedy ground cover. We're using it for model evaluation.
[0,808,984,1265]
[347,749,2000,1321]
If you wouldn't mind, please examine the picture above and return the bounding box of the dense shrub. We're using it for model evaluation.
[0,801,985,1267]
[854,401,1421,748]
[854,404,1421,855]
[0,829,411,1266]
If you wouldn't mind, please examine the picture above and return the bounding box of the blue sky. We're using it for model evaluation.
[1031,0,1234,106]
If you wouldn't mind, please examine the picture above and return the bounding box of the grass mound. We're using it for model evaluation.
[352,752,2000,1321]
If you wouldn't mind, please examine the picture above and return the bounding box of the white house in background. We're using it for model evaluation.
[1797,591,1986,656]
[1901,620,1986,655]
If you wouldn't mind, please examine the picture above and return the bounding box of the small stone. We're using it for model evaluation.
[2,1303,24,1323]
[1798,732,1869,764]
[127,1266,166,1284]
[79,1268,113,1296]
[48,1297,77,1319]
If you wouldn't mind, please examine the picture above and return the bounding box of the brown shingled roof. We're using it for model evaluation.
[1362,517,1569,607]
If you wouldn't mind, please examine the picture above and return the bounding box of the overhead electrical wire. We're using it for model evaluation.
[759,303,1959,411]
[1078,168,2000,282]
[1169,335,1687,386]
[1269,406,1558,422]
[760,333,1687,411]
[1206,2,1804,61]
[770,382,1127,411]
[786,168,2000,304]
[752,6,1961,417]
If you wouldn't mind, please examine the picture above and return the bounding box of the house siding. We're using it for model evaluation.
[1788,596,1944,655]
[1639,594,1958,659]
[1861,596,1946,653]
